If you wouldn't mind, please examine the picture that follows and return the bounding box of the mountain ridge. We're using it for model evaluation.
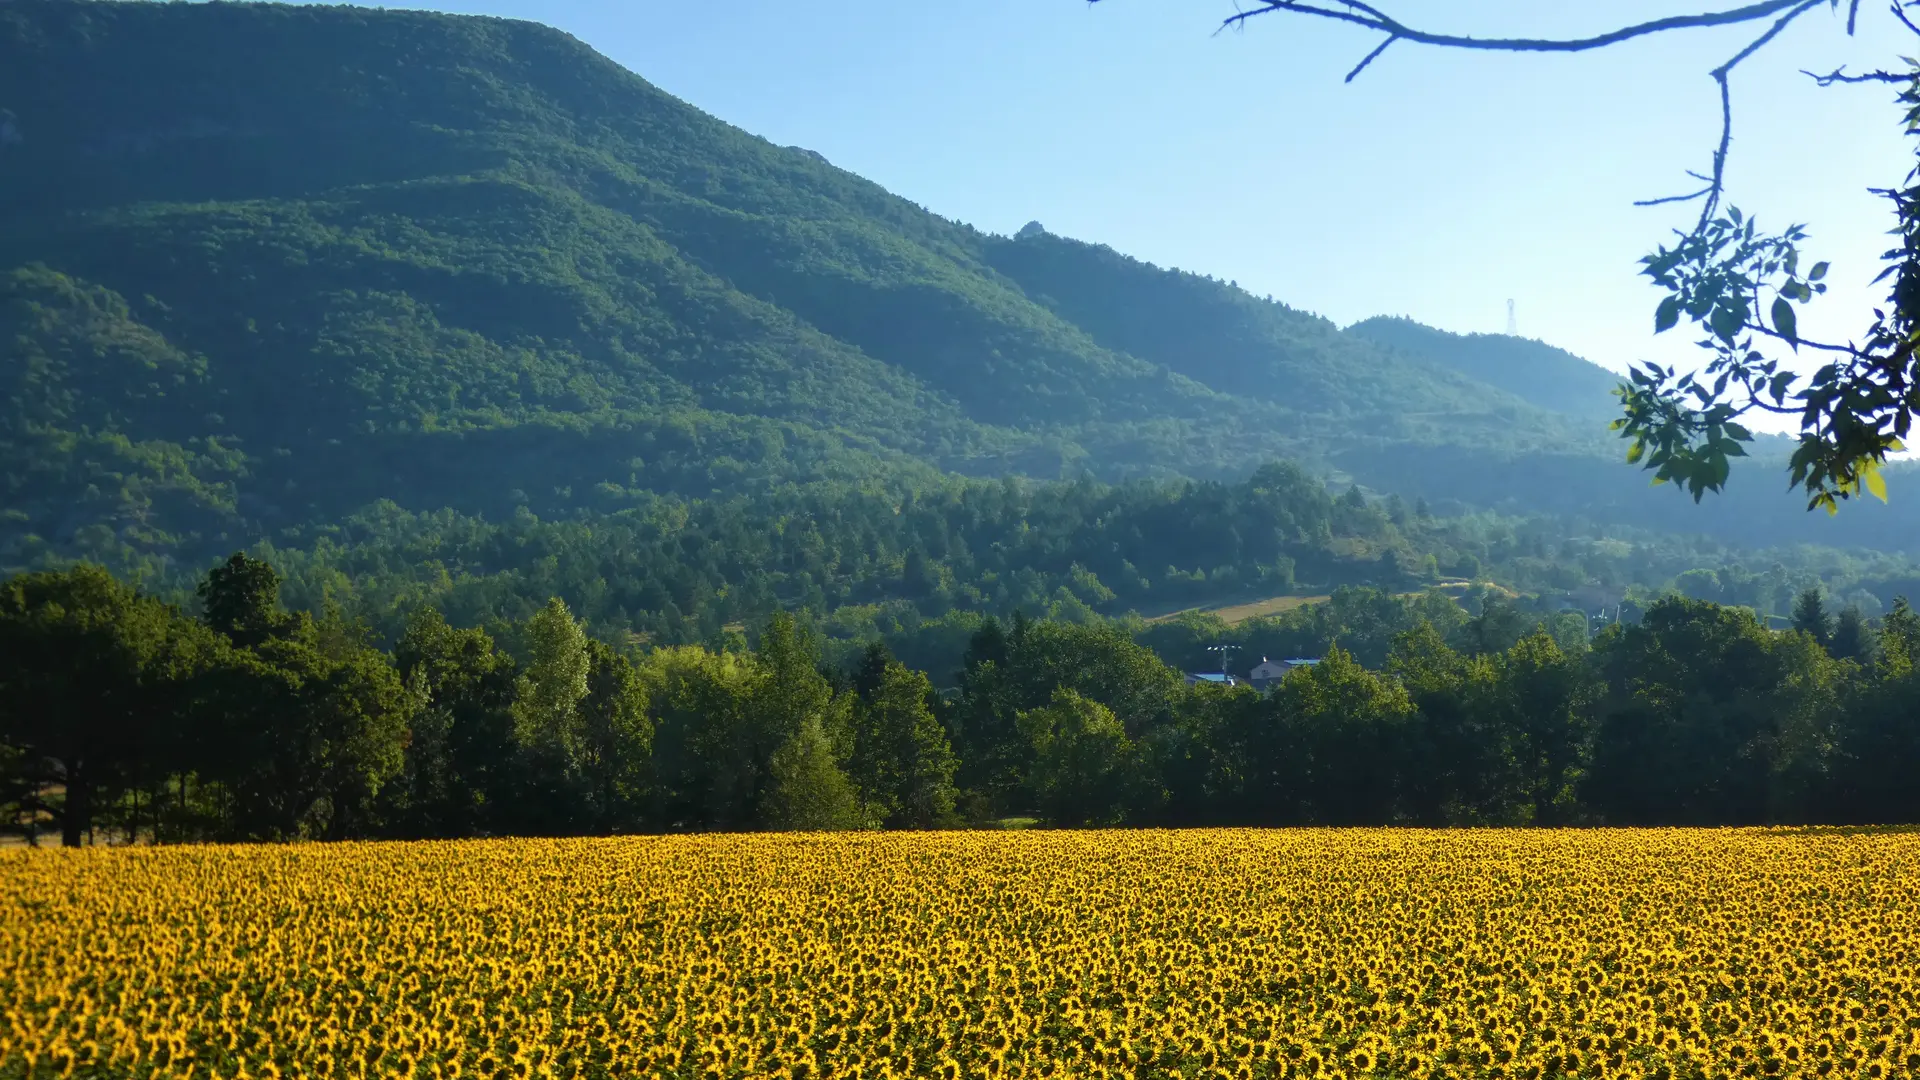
[2,0,1916,575]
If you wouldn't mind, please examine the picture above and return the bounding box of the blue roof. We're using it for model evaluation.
[1283,658,1321,666]
[1188,672,1235,683]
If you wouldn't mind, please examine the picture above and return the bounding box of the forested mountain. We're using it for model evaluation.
[3,0,1919,615]
[1345,317,1627,425]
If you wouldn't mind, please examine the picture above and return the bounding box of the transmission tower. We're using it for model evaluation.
[1506,299,1518,336]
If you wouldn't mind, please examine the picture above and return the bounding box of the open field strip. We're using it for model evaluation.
[3,829,1916,1080]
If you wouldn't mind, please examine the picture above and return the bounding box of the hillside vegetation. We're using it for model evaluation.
[1,2,1908,564]
[5,0,1920,642]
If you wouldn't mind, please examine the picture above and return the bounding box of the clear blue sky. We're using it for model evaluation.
[382,0,1904,422]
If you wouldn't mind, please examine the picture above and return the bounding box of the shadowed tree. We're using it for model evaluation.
[384,606,520,838]
[1792,587,1835,648]
[1830,604,1877,662]
[198,553,289,649]
[848,647,959,827]
[0,566,214,845]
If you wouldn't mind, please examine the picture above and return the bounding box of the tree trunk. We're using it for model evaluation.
[61,764,90,848]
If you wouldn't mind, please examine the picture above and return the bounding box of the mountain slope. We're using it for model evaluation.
[1344,317,1627,425]
[2,0,1916,574]
[982,231,1590,450]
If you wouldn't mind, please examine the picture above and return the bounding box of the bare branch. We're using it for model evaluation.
[1635,186,1716,208]
[1686,0,1826,230]
[1181,0,1839,235]
[1343,35,1395,82]
[1896,2,1920,38]
[1208,0,1815,52]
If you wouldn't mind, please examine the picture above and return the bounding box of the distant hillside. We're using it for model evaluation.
[1345,317,1626,426]
[1,0,1916,577]
[982,232,1582,449]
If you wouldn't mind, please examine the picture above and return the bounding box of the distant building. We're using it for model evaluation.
[1184,672,1239,688]
[1249,657,1319,692]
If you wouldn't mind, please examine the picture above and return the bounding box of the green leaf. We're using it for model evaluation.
[1654,295,1682,334]
[1709,305,1742,344]
[1771,297,1798,344]
[1808,261,1829,282]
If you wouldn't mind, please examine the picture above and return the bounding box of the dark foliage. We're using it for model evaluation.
[9,558,1920,844]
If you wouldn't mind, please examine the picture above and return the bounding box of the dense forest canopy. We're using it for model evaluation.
[9,555,1920,845]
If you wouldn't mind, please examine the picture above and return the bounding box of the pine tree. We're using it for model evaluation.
[1790,588,1833,647]
[850,658,958,827]
[1830,606,1876,664]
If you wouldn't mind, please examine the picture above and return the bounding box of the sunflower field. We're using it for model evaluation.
[3,829,1917,1080]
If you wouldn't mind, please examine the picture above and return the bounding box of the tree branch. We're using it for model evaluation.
[1897,1,1920,38]
[1209,0,1814,52]
[1182,0,1838,235]
[1683,0,1826,230]
[1802,66,1907,85]
[1343,35,1395,82]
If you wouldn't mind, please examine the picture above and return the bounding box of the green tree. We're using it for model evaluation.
[200,621,414,840]
[1791,587,1834,648]
[751,612,854,817]
[1386,624,1520,825]
[954,617,1177,815]
[1830,605,1876,664]
[578,638,653,832]
[197,553,290,649]
[764,714,865,831]
[1019,688,1145,826]
[0,565,214,845]
[188,556,414,840]
[384,606,520,838]
[849,651,958,827]
[1493,630,1596,825]
[1264,647,1417,824]
[1881,596,1920,674]
[1455,593,1531,657]
[638,645,762,829]
[514,597,592,758]
[1586,598,1842,824]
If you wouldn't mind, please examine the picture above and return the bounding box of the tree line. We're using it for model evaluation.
[7,556,1920,845]
[61,457,1918,669]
